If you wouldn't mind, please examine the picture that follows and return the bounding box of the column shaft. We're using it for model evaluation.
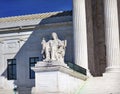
[104,0,120,72]
[73,0,88,70]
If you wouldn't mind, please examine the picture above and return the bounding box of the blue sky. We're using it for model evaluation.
[0,0,72,18]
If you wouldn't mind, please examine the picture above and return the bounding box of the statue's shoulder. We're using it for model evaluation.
[48,40,52,43]
[47,40,53,45]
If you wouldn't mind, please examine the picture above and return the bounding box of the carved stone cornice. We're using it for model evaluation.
[0,11,72,23]
[0,11,63,23]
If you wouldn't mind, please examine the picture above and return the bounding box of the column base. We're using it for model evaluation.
[86,69,92,77]
[105,67,120,73]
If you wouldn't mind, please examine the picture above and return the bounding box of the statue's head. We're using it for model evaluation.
[52,32,58,39]
[42,37,45,41]
[41,37,46,44]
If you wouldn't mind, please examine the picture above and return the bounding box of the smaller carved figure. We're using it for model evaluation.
[57,40,67,61]
[41,38,50,61]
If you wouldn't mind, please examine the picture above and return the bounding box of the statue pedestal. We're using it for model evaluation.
[32,61,88,94]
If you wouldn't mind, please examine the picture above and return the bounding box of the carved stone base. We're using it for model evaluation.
[32,61,88,94]
[35,61,68,68]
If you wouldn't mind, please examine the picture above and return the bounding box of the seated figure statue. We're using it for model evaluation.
[41,32,67,62]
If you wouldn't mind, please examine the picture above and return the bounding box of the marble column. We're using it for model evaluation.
[73,0,89,73]
[104,0,120,72]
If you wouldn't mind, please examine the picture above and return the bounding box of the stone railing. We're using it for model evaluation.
[66,62,86,75]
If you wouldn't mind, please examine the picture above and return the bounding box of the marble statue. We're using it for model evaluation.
[41,32,67,62]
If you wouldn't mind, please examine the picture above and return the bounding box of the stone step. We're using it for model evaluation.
[76,77,103,94]
[77,75,120,94]
[0,88,32,94]
[0,89,14,94]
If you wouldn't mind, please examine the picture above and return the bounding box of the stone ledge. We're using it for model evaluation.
[32,61,88,81]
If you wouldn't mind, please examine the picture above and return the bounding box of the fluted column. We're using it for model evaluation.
[73,0,89,73]
[104,0,120,72]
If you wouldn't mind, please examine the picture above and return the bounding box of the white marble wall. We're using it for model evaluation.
[0,22,73,93]
[35,71,85,94]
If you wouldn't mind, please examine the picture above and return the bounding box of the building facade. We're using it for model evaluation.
[0,0,120,94]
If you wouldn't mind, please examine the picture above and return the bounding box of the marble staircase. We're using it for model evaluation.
[77,74,120,94]
[0,89,14,94]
